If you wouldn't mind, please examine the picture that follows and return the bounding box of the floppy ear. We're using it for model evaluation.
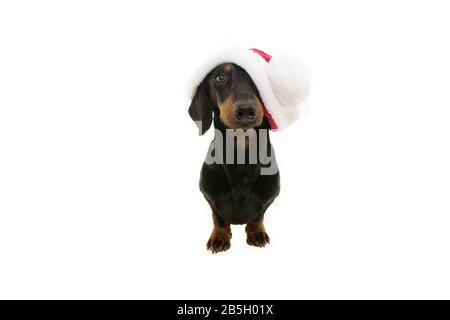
[188,80,213,135]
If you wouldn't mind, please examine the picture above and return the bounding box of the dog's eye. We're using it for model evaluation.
[215,73,226,84]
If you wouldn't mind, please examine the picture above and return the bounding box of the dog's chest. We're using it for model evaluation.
[225,165,260,191]
[200,161,280,224]
[212,166,266,222]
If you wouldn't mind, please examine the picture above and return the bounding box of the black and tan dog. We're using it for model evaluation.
[189,63,280,253]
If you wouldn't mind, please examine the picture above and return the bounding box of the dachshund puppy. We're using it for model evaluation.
[189,63,280,253]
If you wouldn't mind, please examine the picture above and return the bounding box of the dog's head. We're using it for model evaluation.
[188,63,267,134]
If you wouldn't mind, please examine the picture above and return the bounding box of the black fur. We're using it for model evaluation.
[189,63,280,252]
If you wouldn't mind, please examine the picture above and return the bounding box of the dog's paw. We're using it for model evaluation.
[246,230,270,248]
[206,230,231,253]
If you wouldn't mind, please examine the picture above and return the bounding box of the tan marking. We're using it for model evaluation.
[246,216,270,247]
[210,225,232,239]
[236,136,248,150]
[207,214,232,253]
[224,64,232,73]
[218,95,264,129]
[246,218,266,234]
[218,95,235,128]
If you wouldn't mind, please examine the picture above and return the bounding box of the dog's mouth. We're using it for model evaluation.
[225,124,259,132]
[222,118,263,131]
[236,122,259,131]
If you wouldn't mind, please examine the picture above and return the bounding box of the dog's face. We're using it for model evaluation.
[189,63,265,134]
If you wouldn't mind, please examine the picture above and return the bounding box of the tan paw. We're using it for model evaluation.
[246,230,270,247]
[206,229,232,253]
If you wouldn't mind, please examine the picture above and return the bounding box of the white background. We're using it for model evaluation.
[1,0,449,299]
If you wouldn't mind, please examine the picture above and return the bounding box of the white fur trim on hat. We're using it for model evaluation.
[187,47,311,131]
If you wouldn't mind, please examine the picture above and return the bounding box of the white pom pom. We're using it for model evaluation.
[267,55,311,108]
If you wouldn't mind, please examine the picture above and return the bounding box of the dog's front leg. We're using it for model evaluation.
[246,215,270,247]
[206,212,232,253]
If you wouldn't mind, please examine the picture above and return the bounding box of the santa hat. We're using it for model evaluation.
[187,47,311,131]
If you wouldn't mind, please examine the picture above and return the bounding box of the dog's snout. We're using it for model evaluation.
[233,103,257,121]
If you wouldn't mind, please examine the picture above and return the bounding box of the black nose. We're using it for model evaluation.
[233,104,257,121]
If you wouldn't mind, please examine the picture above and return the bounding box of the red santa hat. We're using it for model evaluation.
[187,47,311,130]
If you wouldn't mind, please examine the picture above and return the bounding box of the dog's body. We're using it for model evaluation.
[189,63,280,253]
